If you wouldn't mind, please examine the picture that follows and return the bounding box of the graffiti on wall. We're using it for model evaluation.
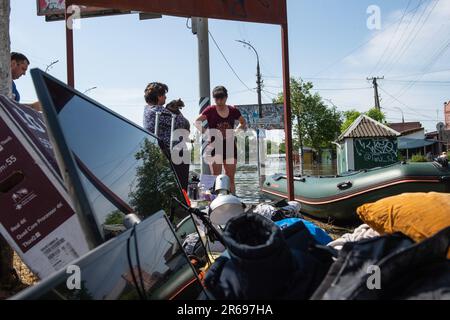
[354,138,398,168]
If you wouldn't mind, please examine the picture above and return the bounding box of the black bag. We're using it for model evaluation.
[311,227,450,300]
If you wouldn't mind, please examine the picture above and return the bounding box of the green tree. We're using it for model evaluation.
[104,211,125,225]
[341,110,362,133]
[365,107,386,123]
[128,138,185,224]
[274,78,342,157]
[341,108,387,133]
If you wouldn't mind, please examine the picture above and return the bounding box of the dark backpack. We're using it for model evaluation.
[204,214,333,300]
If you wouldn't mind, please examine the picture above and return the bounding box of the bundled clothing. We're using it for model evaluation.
[253,201,302,222]
[327,224,380,251]
[312,227,450,300]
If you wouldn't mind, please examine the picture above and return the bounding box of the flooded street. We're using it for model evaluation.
[193,161,338,205]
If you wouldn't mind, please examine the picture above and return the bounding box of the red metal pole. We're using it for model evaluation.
[65,8,75,88]
[281,23,294,201]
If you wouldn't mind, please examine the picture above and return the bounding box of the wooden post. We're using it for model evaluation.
[65,6,75,88]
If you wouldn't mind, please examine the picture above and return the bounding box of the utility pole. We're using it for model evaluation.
[237,40,263,182]
[367,76,384,111]
[192,17,211,175]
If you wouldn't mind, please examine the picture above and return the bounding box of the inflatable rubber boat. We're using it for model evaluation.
[261,162,450,221]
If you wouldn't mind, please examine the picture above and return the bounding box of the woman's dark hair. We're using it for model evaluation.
[212,86,228,98]
[11,52,30,64]
[144,82,168,105]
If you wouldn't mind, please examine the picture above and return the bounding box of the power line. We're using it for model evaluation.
[388,67,450,79]
[378,85,436,120]
[382,0,440,75]
[311,87,373,91]
[208,30,253,92]
[389,35,450,100]
[370,0,412,75]
[378,0,428,74]
[311,0,428,77]
[262,84,373,91]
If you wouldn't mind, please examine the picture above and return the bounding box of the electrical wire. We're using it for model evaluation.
[382,0,440,75]
[388,35,450,101]
[379,85,436,120]
[311,0,428,77]
[370,0,412,75]
[126,226,146,300]
[208,30,254,92]
[378,0,427,74]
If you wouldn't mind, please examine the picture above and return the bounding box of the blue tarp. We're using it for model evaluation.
[398,137,436,150]
[275,218,333,245]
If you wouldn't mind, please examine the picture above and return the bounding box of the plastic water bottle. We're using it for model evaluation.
[199,184,206,201]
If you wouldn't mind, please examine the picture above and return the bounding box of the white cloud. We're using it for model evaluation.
[315,1,450,132]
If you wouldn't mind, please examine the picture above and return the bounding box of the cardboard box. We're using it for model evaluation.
[0,96,89,279]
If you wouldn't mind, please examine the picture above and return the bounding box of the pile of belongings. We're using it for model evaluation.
[254,200,332,245]
[203,213,334,300]
[253,199,303,222]
[204,192,450,300]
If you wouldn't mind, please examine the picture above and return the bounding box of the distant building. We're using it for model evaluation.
[387,121,436,158]
[388,122,424,139]
[336,115,400,174]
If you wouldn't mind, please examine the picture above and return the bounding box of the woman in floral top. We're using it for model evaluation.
[143,82,190,189]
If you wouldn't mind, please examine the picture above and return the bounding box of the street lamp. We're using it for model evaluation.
[236,40,263,116]
[236,40,263,183]
[45,60,59,73]
[393,106,405,123]
[83,87,97,95]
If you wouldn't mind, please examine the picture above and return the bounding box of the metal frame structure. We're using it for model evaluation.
[62,0,295,200]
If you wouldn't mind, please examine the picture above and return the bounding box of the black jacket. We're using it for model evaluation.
[311,227,450,300]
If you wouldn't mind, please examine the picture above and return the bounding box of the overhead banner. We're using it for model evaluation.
[237,103,285,130]
[68,0,287,25]
[37,0,132,21]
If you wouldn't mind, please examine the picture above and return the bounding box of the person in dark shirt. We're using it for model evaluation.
[10,52,41,111]
[195,86,246,194]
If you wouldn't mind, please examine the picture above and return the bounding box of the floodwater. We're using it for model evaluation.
[193,161,338,205]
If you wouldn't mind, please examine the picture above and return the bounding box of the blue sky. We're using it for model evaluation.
[10,0,450,133]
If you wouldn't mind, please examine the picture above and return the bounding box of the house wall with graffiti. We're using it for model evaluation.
[353,138,398,170]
